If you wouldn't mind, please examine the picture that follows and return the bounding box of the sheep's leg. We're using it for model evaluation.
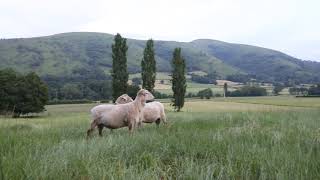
[155,118,161,128]
[128,120,135,135]
[87,119,98,138]
[98,124,104,137]
[161,110,167,125]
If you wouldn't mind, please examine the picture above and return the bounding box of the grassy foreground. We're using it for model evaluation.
[0,98,320,179]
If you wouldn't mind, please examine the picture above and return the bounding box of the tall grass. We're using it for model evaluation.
[0,100,319,179]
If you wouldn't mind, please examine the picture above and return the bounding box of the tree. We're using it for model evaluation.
[308,84,320,95]
[0,69,20,113]
[141,39,156,92]
[229,86,267,97]
[273,85,285,95]
[223,83,228,97]
[111,33,128,102]
[127,85,141,99]
[198,88,213,99]
[61,83,83,100]
[171,48,187,111]
[13,72,48,117]
[131,77,142,86]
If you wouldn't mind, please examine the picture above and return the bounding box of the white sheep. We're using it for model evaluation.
[87,89,154,137]
[116,94,167,127]
[115,94,133,104]
[90,94,133,125]
[142,101,167,127]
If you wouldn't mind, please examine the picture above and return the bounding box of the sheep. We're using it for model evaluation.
[89,94,133,127]
[86,89,154,137]
[115,94,167,127]
[141,101,167,127]
[115,94,133,104]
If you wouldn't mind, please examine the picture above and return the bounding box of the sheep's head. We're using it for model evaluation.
[137,89,154,103]
[115,94,134,104]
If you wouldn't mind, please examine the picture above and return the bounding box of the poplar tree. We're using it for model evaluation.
[224,82,228,97]
[111,33,128,102]
[141,39,156,92]
[171,48,186,112]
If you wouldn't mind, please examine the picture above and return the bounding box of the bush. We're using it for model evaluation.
[191,74,217,84]
[197,88,213,99]
[153,91,169,99]
[308,84,320,95]
[229,86,267,97]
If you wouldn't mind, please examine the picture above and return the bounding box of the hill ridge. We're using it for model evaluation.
[0,32,319,83]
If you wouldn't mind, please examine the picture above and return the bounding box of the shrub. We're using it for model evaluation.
[197,88,213,99]
[229,86,267,97]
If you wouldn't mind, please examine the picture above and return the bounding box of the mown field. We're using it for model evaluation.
[0,97,320,179]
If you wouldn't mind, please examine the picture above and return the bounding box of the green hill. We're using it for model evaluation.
[0,32,319,83]
[191,39,320,83]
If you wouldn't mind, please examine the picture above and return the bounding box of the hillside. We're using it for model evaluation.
[191,39,320,83]
[0,32,319,83]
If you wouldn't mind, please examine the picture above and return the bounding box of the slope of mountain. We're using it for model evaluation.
[191,39,320,83]
[0,32,239,77]
[0,32,319,83]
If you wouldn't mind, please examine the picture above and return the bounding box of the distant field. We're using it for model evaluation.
[216,96,320,108]
[155,81,237,95]
[130,72,278,96]
[1,97,319,179]
[129,72,172,80]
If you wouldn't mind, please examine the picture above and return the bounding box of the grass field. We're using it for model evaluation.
[1,97,320,179]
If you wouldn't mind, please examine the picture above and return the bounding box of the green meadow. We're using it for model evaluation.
[0,97,319,179]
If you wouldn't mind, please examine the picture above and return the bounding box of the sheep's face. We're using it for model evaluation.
[137,89,154,102]
[115,94,133,104]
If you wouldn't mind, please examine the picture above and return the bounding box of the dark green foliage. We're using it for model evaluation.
[190,72,218,84]
[112,33,128,102]
[229,86,267,97]
[197,88,213,99]
[308,84,320,95]
[131,77,142,86]
[273,83,285,95]
[42,66,112,101]
[153,91,170,99]
[226,74,251,83]
[223,83,228,97]
[171,48,187,111]
[127,85,141,99]
[0,69,48,117]
[141,39,156,92]
[0,69,21,113]
[289,87,309,95]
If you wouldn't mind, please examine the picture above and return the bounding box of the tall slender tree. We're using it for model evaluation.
[111,33,128,102]
[141,39,156,92]
[223,82,228,97]
[171,48,187,112]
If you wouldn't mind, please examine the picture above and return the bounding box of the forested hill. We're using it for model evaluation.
[0,32,319,83]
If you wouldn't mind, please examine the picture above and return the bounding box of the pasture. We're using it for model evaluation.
[0,97,320,179]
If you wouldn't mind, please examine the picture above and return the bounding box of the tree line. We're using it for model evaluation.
[111,33,186,111]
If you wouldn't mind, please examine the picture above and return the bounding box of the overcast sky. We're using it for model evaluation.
[1,0,319,61]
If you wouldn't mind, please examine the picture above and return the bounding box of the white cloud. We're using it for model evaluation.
[0,0,319,61]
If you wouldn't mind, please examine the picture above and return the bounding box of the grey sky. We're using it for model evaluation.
[1,0,319,61]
